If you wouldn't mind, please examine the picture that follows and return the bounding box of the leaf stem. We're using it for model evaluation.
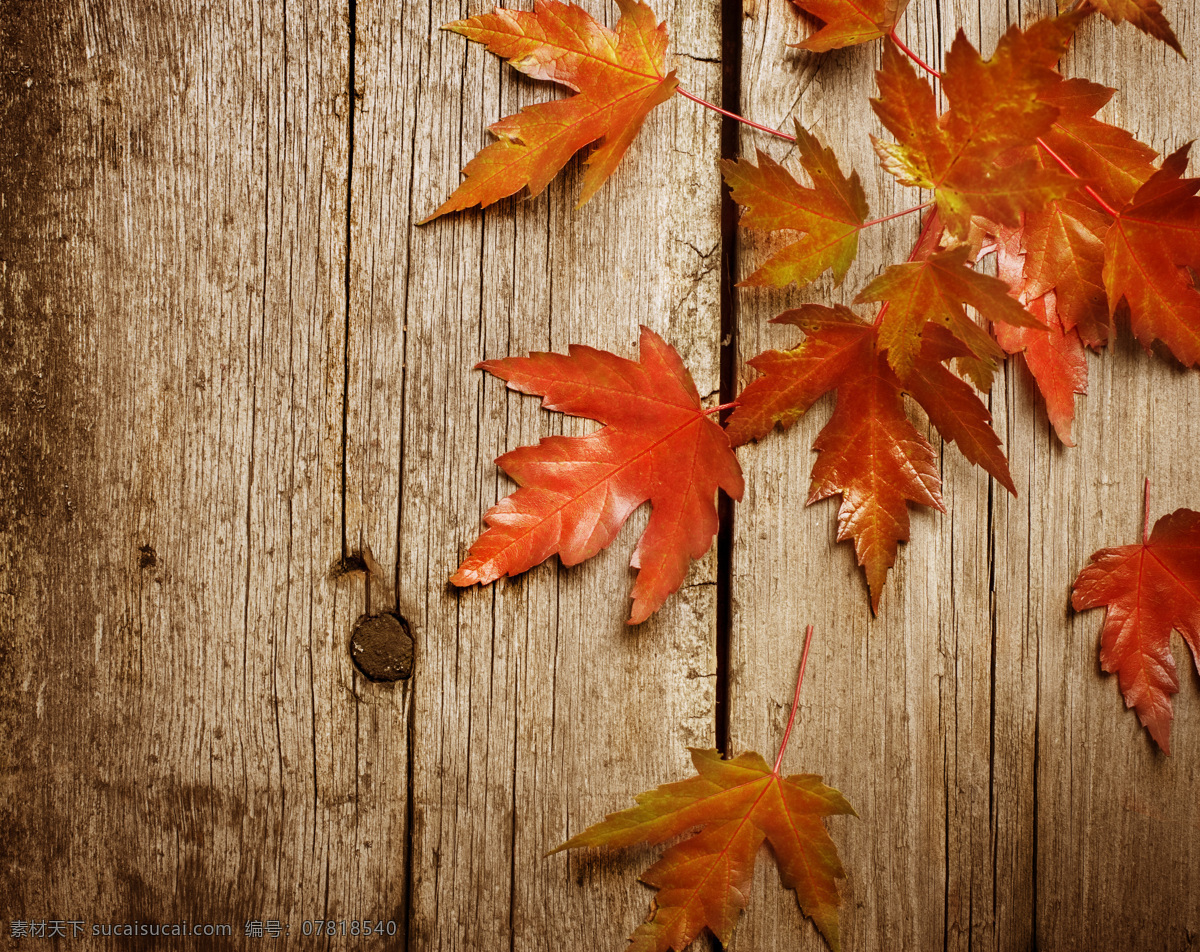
[1035,137,1122,217]
[862,201,935,230]
[703,400,741,416]
[1143,477,1151,543]
[889,30,941,78]
[676,87,796,142]
[773,624,814,774]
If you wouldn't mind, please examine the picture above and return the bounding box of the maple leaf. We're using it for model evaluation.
[451,327,743,624]
[1103,145,1200,368]
[1021,198,1112,346]
[554,629,856,952]
[727,305,1014,610]
[1071,0,1182,55]
[990,224,1089,444]
[994,294,1088,445]
[721,122,869,290]
[1037,78,1158,211]
[422,0,678,222]
[1071,490,1200,753]
[871,16,1082,238]
[855,244,1043,389]
[995,79,1158,347]
[790,0,912,51]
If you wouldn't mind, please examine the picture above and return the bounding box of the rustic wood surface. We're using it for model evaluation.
[0,0,1197,951]
[732,2,1200,951]
[2,0,724,948]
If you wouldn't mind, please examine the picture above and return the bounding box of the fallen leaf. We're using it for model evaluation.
[728,305,1014,610]
[1021,198,1112,346]
[1038,78,1158,211]
[791,0,911,50]
[554,629,855,952]
[995,294,1088,445]
[1072,494,1200,752]
[1072,0,1182,55]
[990,223,1089,444]
[423,0,677,221]
[1103,145,1200,367]
[722,123,869,289]
[451,327,743,624]
[855,245,1043,389]
[871,16,1081,238]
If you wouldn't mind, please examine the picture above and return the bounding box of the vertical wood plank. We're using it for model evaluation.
[359,0,724,948]
[731,1,1200,950]
[2,0,408,942]
[1017,21,1200,950]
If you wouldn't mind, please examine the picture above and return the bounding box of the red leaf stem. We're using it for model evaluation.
[1035,136,1122,216]
[888,30,940,77]
[1144,477,1151,543]
[861,201,935,230]
[677,86,796,142]
[774,624,815,773]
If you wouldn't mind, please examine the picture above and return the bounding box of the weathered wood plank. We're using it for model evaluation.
[4,0,1197,948]
[1,0,408,941]
[731,2,1200,949]
[1019,24,1200,952]
[353,0,724,948]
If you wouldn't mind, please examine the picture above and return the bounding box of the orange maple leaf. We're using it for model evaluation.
[1072,0,1182,55]
[451,327,743,624]
[871,15,1081,238]
[721,123,869,289]
[1037,78,1158,211]
[1072,490,1200,753]
[727,305,1014,610]
[790,0,912,50]
[992,78,1157,348]
[554,630,855,952]
[855,244,1043,389]
[1103,145,1200,368]
[422,0,677,222]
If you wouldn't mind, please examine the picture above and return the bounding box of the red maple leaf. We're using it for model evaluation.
[994,294,1088,445]
[721,123,869,289]
[1103,145,1200,368]
[451,327,743,624]
[422,0,677,222]
[990,223,1089,444]
[871,15,1082,238]
[790,0,912,50]
[726,305,1013,611]
[1071,487,1200,753]
[554,628,855,952]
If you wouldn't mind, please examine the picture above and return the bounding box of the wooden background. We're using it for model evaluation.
[1,0,1197,949]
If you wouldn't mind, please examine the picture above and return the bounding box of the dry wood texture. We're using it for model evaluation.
[0,0,1198,950]
[731,2,1200,951]
[2,0,723,948]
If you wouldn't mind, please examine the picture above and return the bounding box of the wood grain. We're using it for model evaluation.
[731,2,1200,950]
[2,0,1199,949]
[0,0,405,942]
[1,0,725,948]
[358,0,724,947]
